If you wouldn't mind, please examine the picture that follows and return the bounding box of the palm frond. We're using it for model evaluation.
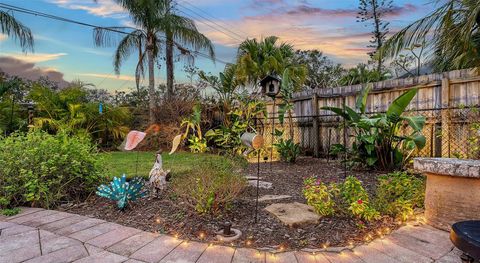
[0,11,34,52]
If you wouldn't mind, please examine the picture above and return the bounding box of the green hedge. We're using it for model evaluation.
[0,131,105,209]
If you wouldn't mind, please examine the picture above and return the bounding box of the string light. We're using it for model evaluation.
[199,232,205,239]
[155,218,161,224]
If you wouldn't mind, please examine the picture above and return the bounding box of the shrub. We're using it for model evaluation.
[340,176,380,222]
[375,171,425,221]
[0,131,104,209]
[274,138,300,163]
[171,159,246,215]
[303,176,338,216]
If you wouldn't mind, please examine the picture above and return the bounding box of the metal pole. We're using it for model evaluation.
[255,150,260,223]
[343,97,347,179]
[270,98,276,169]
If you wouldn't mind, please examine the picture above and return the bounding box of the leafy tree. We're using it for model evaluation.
[236,36,306,92]
[29,85,131,146]
[0,76,28,135]
[293,50,345,89]
[339,64,389,86]
[0,10,34,51]
[93,0,214,123]
[357,0,393,71]
[198,64,239,112]
[382,0,480,72]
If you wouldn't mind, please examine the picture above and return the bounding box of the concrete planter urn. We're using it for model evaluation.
[414,158,480,231]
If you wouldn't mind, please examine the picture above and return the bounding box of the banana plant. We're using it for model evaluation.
[322,86,426,170]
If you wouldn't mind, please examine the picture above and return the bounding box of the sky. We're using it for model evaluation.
[0,0,434,93]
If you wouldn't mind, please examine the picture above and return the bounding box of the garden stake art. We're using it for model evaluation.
[96,175,148,209]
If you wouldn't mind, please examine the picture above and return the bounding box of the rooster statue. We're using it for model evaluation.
[149,150,170,193]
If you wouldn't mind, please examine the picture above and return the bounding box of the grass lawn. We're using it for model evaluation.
[101,151,243,179]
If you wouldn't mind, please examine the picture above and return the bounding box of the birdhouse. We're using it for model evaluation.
[259,74,281,98]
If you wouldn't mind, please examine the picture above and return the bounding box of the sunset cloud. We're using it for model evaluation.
[5,52,67,63]
[79,73,135,81]
[48,0,125,18]
[0,56,69,87]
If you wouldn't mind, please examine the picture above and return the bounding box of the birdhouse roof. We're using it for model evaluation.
[259,74,282,86]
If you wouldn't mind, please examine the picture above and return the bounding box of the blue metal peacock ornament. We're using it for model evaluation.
[96,175,147,209]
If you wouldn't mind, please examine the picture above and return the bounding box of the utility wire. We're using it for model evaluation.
[175,1,245,42]
[0,3,231,65]
[178,0,251,39]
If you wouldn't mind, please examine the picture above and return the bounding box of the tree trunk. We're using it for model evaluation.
[372,0,383,72]
[166,31,174,99]
[147,41,156,124]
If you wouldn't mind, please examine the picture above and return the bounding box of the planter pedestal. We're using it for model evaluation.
[414,158,480,231]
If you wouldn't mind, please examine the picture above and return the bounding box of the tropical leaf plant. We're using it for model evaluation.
[323,87,426,170]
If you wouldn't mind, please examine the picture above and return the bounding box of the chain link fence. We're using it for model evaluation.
[256,106,480,160]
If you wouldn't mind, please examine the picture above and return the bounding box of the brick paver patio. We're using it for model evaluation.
[0,208,462,263]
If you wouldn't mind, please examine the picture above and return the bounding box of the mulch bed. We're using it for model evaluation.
[60,157,400,250]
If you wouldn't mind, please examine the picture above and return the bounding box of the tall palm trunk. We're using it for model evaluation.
[147,37,156,124]
[166,31,174,98]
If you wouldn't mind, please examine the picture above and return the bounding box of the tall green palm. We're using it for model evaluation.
[381,0,480,71]
[0,10,34,52]
[236,36,306,93]
[93,0,214,123]
[162,0,215,98]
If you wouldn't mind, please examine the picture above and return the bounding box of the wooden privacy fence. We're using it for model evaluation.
[262,68,480,159]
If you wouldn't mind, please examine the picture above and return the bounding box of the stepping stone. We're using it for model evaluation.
[264,202,320,227]
[73,250,127,263]
[232,248,265,263]
[24,244,88,263]
[130,235,182,263]
[107,232,158,257]
[248,180,272,189]
[196,245,235,263]
[258,195,292,202]
[266,251,297,263]
[86,226,141,248]
[159,241,207,263]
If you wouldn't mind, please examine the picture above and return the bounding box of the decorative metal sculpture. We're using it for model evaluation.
[241,132,264,223]
[96,175,147,209]
[149,150,170,192]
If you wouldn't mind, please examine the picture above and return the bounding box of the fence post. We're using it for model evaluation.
[441,77,451,157]
[312,92,320,158]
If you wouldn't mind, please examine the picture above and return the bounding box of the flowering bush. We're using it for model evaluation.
[302,176,338,216]
[375,172,425,221]
[340,176,380,222]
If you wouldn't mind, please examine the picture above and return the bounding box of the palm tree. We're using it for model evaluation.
[162,0,215,98]
[339,64,389,86]
[93,0,214,123]
[0,10,34,52]
[236,36,306,93]
[381,0,480,72]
